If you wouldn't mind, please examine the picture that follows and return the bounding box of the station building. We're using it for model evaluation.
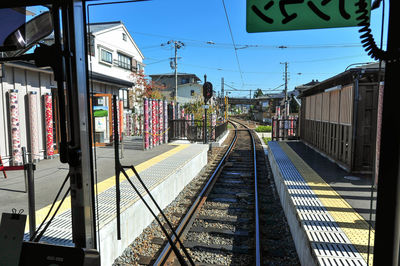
[298,62,384,174]
[0,21,144,165]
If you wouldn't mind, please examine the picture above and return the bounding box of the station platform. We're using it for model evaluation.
[266,140,375,266]
[1,138,208,266]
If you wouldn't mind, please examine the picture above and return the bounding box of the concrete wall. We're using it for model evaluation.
[267,145,317,266]
[177,83,202,104]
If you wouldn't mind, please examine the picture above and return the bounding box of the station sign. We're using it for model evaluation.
[246,0,371,32]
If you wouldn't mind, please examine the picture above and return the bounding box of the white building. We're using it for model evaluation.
[0,21,145,165]
[88,21,145,144]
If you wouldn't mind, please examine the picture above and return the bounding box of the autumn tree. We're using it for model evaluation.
[182,92,216,121]
[130,70,165,108]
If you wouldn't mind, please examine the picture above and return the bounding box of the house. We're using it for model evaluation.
[298,62,383,173]
[149,73,201,101]
[88,21,144,144]
[177,83,203,104]
[0,21,145,165]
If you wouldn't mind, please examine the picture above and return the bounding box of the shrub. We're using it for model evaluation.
[262,137,272,145]
[255,125,272,132]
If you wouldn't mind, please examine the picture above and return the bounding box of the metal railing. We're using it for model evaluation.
[169,119,227,142]
[271,117,299,141]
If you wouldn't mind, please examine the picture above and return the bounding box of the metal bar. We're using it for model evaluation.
[113,96,122,240]
[126,165,194,265]
[27,160,36,240]
[64,0,97,249]
[373,0,400,264]
[22,147,28,193]
[52,1,69,164]
[120,168,189,266]
[0,0,53,8]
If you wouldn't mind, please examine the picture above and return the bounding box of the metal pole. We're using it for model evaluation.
[204,75,208,144]
[27,159,36,240]
[22,147,36,239]
[63,0,97,248]
[113,96,121,240]
[373,0,400,264]
[174,42,178,105]
[120,132,124,159]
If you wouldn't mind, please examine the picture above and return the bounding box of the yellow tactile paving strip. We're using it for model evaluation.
[26,144,189,232]
[279,142,374,265]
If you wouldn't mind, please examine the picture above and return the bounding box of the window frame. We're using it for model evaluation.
[99,47,113,65]
[117,52,132,70]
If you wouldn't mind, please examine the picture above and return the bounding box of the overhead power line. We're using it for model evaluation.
[130,31,369,50]
[221,0,244,87]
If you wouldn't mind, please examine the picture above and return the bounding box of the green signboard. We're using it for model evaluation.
[247,0,371,33]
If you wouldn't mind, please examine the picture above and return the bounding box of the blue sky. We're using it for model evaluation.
[84,0,386,98]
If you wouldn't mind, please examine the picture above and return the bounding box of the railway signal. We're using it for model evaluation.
[203,81,213,102]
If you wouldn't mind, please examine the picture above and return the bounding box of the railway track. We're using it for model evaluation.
[114,119,299,265]
[154,121,261,265]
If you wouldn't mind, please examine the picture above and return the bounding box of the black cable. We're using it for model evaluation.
[366,2,385,264]
[120,169,189,266]
[356,0,399,61]
[221,0,244,86]
[34,187,71,242]
[29,173,70,241]
[127,165,195,265]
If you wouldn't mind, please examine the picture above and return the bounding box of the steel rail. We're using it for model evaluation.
[154,121,239,265]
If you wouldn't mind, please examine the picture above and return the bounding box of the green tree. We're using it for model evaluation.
[182,92,216,121]
[289,94,299,113]
[253,88,264,98]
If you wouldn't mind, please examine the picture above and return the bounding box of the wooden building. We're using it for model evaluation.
[298,63,384,174]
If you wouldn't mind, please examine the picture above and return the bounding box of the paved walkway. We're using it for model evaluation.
[287,142,376,225]
[267,141,375,265]
[21,143,207,247]
[0,136,174,217]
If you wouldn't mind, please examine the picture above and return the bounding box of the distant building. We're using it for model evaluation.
[177,83,203,104]
[149,73,201,101]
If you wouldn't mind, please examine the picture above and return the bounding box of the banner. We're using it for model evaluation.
[152,99,156,147]
[44,93,54,158]
[28,91,39,162]
[164,100,168,143]
[9,90,22,164]
[159,100,164,144]
[143,98,149,149]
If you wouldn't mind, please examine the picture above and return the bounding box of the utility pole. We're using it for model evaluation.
[221,77,224,97]
[280,62,289,118]
[165,40,184,106]
[221,77,224,119]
